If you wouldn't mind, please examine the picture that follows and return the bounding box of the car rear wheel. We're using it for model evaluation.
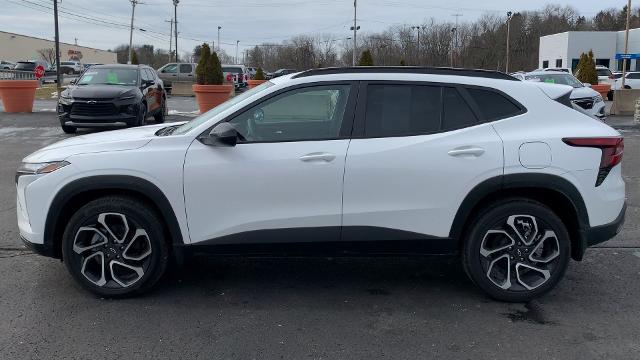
[61,196,169,297]
[136,103,147,127]
[462,199,570,302]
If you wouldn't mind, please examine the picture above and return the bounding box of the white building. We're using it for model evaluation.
[539,29,640,72]
[0,31,116,65]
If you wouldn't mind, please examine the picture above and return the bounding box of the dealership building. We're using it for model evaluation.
[0,30,116,65]
[539,28,640,72]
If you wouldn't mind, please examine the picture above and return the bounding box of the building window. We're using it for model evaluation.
[555,59,562,68]
[542,60,549,69]
[618,59,631,71]
[595,59,610,68]
[571,59,580,72]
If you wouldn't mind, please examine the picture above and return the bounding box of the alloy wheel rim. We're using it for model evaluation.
[72,212,152,288]
[479,214,561,292]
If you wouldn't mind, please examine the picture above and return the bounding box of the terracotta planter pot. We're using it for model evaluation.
[0,80,39,113]
[592,84,611,99]
[247,79,267,89]
[192,84,233,113]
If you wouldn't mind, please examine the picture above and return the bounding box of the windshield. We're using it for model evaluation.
[77,68,138,86]
[14,62,35,71]
[172,81,275,135]
[222,67,243,74]
[596,68,612,77]
[525,73,583,88]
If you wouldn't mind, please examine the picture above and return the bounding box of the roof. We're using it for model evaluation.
[292,67,517,81]
[91,64,145,69]
[0,30,114,53]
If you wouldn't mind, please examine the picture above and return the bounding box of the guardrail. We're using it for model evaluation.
[0,69,37,80]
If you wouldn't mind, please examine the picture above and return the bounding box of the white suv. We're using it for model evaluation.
[17,67,625,301]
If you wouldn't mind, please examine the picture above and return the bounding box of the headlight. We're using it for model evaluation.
[593,95,604,103]
[16,161,70,182]
[60,91,72,100]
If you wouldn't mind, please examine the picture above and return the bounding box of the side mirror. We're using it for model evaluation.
[583,83,592,88]
[201,122,238,147]
[69,79,77,85]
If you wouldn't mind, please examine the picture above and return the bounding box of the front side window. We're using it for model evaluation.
[141,69,153,82]
[229,84,351,142]
[364,84,441,137]
[161,64,177,73]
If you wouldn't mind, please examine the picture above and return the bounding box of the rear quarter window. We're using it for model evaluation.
[465,88,523,121]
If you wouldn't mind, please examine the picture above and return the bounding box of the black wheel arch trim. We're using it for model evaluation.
[450,173,591,261]
[43,175,184,259]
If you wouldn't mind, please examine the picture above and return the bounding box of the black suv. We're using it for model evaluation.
[57,64,167,134]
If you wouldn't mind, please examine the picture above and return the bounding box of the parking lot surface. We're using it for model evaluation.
[1,111,639,359]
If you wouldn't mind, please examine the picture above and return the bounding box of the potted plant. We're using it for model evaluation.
[576,50,610,98]
[0,77,39,113]
[247,67,267,89]
[192,43,233,113]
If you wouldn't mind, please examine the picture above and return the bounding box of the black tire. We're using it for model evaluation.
[61,125,76,134]
[154,97,166,123]
[462,198,570,302]
[61,196,169,298]
[136,103,147,127]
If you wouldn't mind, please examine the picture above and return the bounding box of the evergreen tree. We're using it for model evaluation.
[358,49,374,66]
[195,43,211,85]
[131,49,139,65]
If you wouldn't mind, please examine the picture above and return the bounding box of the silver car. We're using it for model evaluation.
[525,71,606,121]
[157,63,196,91]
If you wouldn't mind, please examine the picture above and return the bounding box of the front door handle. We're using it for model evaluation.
[299,152,336,162]
[448,147,485,157]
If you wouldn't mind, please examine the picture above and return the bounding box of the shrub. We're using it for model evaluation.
[358,49,374,66]
[195,43,224,85]
[575,50,598,85]
[131,50,139,65]
[254,68,265,80]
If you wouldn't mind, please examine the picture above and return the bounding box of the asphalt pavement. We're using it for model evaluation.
[1,110,639,359]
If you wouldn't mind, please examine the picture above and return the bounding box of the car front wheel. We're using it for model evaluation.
[462,199,570,302]
[61,196,169,297]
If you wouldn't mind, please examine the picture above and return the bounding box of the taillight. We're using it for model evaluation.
[226,74,232,82]
[563,137,624,186]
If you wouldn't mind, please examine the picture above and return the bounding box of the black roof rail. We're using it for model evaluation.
[291,66,518,81]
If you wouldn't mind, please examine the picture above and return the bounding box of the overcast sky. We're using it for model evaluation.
[0,0,630,58]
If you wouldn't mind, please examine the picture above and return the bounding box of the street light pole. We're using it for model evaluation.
[450,27,456,67]
[217,26,221,52]
[53,0,61,98]
[236,40,240,64]
[173,0,179,62]
[128,0,138,64]
[165,19,173,63]
[506,11,513,73]
[352,0,357,66]
[412,26,421,65]
[622,0,632,89]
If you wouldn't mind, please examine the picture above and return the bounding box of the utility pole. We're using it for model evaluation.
[53,0,61,98]
[451,13,462,68]
[351,0,359,66]
[236,40,240,64]
[217,26,221,52]
[622,0,632,88]
[506,11,513,73]
[412,26,421,65]
[74,37,78,46]
[128,0,139,64]
[165,19,173,62]
[173,0,179,62]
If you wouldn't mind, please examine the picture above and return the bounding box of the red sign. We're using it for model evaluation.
[34,65,45,79]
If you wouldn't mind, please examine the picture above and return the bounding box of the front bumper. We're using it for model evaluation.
[21,236,56,257]
[58,100,139,128]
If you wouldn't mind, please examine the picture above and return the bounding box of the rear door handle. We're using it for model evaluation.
[448,147,485,157]
[299,152,336,162]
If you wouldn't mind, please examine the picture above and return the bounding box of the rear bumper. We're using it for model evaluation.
[585,202,626,247]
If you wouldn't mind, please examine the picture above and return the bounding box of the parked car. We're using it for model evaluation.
[222,64,249,89]
[157,62,195,91]
[13,60,50,72]
[57,64,166,133]
[270,68,297,78]
[612,71,640,91]
[525,71,606,121]
[0,60,15,69]
[19,67,625,301]
[83,63,104,70]
[534,67,571,73]
[59,60,83,74]
[246,67,257,78]
[509,71,526,80]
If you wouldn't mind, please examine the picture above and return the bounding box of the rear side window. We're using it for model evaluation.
[364,84,441,137]
[441,87,477,131]
[465,88,522,121]
[179,64,193,73]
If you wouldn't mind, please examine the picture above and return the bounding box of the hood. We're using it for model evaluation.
[65,85,139,99]
[23,124,170,163]
[530,82,573,100]
[569,86,600,99]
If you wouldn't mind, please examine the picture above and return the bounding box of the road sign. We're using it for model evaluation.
[615,53,640,60]
[34,65,45,79]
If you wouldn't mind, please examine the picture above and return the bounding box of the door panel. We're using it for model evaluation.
[178,63,194,82]
[183,82,357,245]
